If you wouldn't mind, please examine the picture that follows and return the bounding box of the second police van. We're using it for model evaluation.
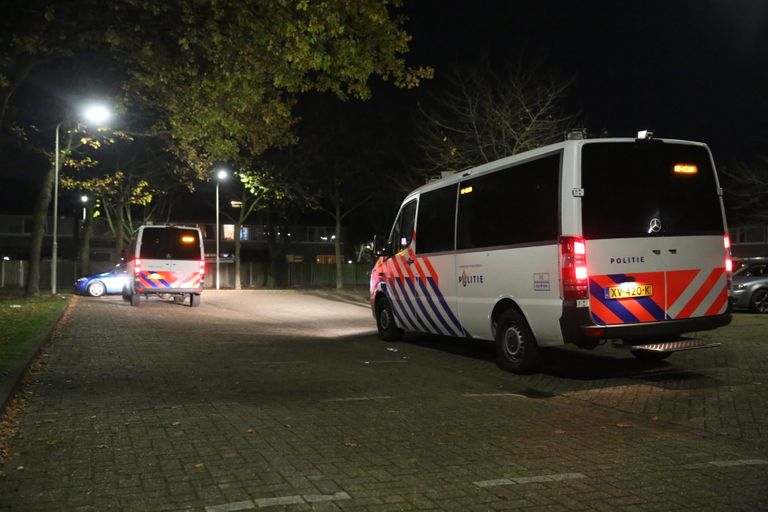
[370,132,732,373]
[123,224,206,307]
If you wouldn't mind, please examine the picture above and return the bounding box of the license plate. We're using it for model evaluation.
[604,284,653,299]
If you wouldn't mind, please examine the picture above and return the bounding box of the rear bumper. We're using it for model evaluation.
[560,301,731,346]
[134,285,203,295]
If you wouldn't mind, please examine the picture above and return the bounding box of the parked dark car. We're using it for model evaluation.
[75,263,131,297]
[729,259,768,313]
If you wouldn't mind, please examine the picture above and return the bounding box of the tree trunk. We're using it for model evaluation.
[234,220,242,289]
[79,201,94,275]
[25,164,56,296]
[334,200,343,290]
[266,223,277,288]
[114,196,125,262]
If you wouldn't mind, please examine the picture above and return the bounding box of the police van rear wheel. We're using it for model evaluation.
[376,297,402,341]
[495,309,540,374]
[190,293,201,308]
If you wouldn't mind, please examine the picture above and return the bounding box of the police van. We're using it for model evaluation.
[123,224,206,307]
[370,132,732,373]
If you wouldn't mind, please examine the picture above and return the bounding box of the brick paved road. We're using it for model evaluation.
[0,290,766,511]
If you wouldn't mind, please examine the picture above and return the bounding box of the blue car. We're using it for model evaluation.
[75,263,131,297]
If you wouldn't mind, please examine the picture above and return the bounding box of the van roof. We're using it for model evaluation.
[408,137,709,199]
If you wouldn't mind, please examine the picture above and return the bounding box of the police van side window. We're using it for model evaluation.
[390,200,417,254]
[416,185,457,254]
[456,154,560,250]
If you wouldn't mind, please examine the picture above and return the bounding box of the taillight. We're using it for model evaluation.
[134,258,142,275]
[724,234,732,287]
[199,259,206,275]
[561,236,589,301]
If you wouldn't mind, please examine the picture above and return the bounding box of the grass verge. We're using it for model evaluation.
[0,294,68,376]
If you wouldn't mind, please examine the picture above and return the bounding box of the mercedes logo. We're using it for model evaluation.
[648,218,662,234]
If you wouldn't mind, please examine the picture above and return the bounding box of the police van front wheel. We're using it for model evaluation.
[495,309,540,374]
[376,297,402,341]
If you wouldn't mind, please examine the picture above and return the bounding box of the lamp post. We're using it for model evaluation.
[51,103,112,295]
[80,195,89,221]
[215,168,228,290]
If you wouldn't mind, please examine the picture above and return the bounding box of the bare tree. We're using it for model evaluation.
[416,62,581,178]
[722,156,768,224]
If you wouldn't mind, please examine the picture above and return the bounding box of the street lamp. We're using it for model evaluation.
[80,195,88,221]
[215,168,229,290]
[52,102,113,295]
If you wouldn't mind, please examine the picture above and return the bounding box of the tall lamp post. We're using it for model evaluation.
[80,195,89,221]
[215,168,228,290]
[52,103,112,295]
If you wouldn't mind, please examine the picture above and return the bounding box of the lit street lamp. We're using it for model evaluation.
[80,195,88,221]
[52,102,113,295]
[215,168,229,290]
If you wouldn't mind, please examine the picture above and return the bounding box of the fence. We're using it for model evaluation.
[0,260,372,290]
[0,259,79,290]
[212,261,371,289]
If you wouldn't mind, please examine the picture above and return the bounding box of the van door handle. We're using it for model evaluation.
[668,249,677,254]
[406,257,414,265]
[652,249,661,255]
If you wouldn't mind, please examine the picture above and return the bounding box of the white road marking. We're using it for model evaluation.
[250,361,309,365]
[474,472,586,488]
[320,396,393,403]
[205,492,351,511]
[684,459,768,469]
[462,393,527,399]
[205,501,254,512]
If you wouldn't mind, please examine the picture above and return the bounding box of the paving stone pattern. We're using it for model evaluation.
[0,291,766,511]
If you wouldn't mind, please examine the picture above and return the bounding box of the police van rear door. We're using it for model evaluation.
[580,140,728,326]
[138,227,203,290]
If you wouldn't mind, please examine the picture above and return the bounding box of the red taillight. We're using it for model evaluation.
[199,259,206,275]
[724,234,732,285]
[561,236,589,301]
[134,258,142,275]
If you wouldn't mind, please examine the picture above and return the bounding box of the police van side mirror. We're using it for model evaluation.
[372,235,388,257]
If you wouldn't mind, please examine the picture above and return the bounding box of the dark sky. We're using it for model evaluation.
[402,0,768,160]
[2,0,767,222]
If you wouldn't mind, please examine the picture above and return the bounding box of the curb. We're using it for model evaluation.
[0,295,73,416]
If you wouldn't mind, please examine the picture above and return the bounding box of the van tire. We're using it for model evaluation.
[130,293,140,307]
[495,309,540,374]
[190,293,201,308]
[376,296,402,341]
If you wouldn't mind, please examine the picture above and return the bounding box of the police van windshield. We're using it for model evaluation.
[581,142,723,239]
[140,228,201,260]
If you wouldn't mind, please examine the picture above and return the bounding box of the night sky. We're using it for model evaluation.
[404,0,768,160]
[1,0,767,223]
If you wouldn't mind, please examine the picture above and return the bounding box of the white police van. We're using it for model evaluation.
[370,132,732,373]
[123,224,206,307]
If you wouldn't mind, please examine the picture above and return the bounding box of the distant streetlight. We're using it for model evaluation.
[215,168,229,290]
[80,195,88,221]
[52,102,114,295]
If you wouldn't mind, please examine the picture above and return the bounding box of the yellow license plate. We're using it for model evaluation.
[604,284,653,299]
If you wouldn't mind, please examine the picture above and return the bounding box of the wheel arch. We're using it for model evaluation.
[491,298,535,340]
